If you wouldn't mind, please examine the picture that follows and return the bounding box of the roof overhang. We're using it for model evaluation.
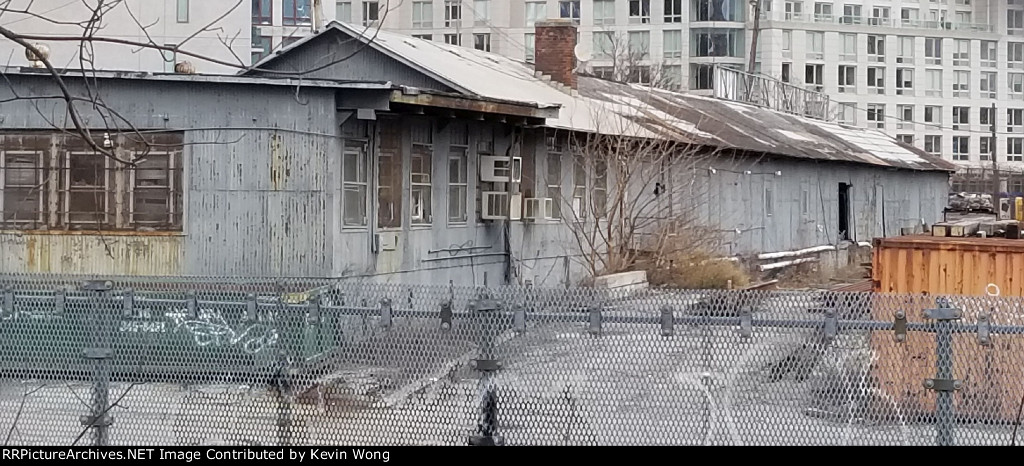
[389,88,559,121]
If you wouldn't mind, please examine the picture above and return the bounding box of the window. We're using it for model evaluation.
[629,0,651,23]
[981,41,997,67]
[841,4,862,23]
[253,0,272,25]
[952,136,969,161]
[924,135,942,156]
[629,31,651,59]
[413,1,433,28]
[593,66,614,80]
[524,33,535,62]
[1,133,183,231]
[594,0,615,24]
[410,122,433,225]
[593,160,607,217]
[869,6,889,25]
[525,1,546,27]
[474,33,491,51]
[1011,9,1024,36]
[806,31,824,60]
[896,134,914,145]
[283,0,311,25]
[546,135,564,219]
[837,103,855,125]
[896,68,913,95]
[952,106,969,130]
[664,30,683,59]
[926,69,942,97]
[251,33,271,63]
[782,30,792,58]
[691,64,714,89]
[413,34,433,40]
[980,72,997,98]
[814,2,832,21]
[897,36,914,63]
[800,189,809,216]
[445,0,462,27]
[980,136,994,161]
[363,1,379,25]
[1011,43,1024,69]
[628,66,652,84]
[693,0,740,21]
[838,65,855,93]
[805,63,823,87]
[1010,138,1024,162]
[163,43,177,73]
[785,1,803,20]
[663,64,683,90]
[953,39,969,66]
[924,105,941,127]
[867,35,885,62]
[336,1,352,21]
[925,38,942,65]
[593,32,615,59]
[572,155,587,218]
[444,33,461,46]
[665,0,683,22]
[448,124,469,224]
[764,185,774,216]
[867,67,884,94]
[839,33,856,62]
[900,7,918,26]
[693,29,741,57]
[867,104,885,129]
[474,0,490,25]
[342,126,369,227]
[781,62,791,82]
[980,107,995,127]
[897,104,914,129]
[176,0,189,23]
[1010,109,1024,132]
[559,1,581,20]
[953,71,969,98]
[378,118,403,228]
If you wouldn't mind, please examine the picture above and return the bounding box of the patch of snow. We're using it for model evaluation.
[777,130,815,142]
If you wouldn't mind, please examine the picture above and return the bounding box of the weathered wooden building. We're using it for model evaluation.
[0,21,954,286]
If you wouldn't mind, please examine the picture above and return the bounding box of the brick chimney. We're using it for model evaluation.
[534,19,577,90]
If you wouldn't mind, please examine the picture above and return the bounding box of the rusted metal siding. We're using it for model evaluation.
[250,33,452,92]
[0,232,183,275]
[869,236,1024,422]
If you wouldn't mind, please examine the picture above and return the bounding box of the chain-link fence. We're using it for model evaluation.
[2,274,1024,446]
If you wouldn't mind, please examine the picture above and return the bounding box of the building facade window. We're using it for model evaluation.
[629,0,651,24]
[897,104,914,129]
[867,67,884,94]
[253,0,273,25]
[981,72,997,98]
[981,41,997,67]
[980,106,995,127]
[525,2,546,27]
[839,33,856,62]
[176,0,189,23]
[412,1,433,28]
[953,39,970,67]
[629,31,651,59]
[559,1,581,20]
[1010,43,1024,69]
[444,0,462,27]
[474,33,491,51]
[336,1,352,22]
[693,29,741,57]
[1009,138,1024,162]
[924,105,942,127]
[952,136,969,161]
[867,104,885,129]
[926,70,942,97]
[445,33,461,46]
[410,121,433,225]
[806,31,824,60]
[953,71,970,98]
[448,124,469,224]
[665,0,683,22]
[925,38,942,65]
[1010,73,1024,99]
[524,33,535,62]
[952,106,969,130]
[980,136,994,161]
[474,0,491,25]
[867,35,885,62]
[1009,109,1024,132]
[896,36,914,64]
[1,132,183,231]
[896,68,913,95]
[838,65,855,93]
[283,0,312,26]
[594,0,615,24]
[664,30,683,59]
[363,1,380,25]
[924,135,941,156]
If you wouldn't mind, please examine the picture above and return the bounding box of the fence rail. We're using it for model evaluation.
[2,275,1024,446]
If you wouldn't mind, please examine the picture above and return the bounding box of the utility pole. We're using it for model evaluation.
[746,0,763,101]
[312,0,326,32]
[992,102,999,216]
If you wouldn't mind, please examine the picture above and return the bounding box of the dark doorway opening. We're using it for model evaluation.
[838,183,851,241]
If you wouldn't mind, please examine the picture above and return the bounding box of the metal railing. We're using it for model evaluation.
[711,65,835,122]
[2,274,1024,446]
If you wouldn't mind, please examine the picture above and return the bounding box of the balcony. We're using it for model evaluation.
[709,65,835,122]
[765,12,994,33]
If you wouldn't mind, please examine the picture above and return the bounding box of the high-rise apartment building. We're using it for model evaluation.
[3,1,1023,171]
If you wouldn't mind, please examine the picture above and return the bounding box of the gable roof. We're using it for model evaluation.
[249,22,955,173]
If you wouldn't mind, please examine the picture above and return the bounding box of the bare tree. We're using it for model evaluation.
[586,29,679,90]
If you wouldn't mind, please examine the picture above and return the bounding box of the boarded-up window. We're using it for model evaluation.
[377,118,403,228]
[1,149,45,228]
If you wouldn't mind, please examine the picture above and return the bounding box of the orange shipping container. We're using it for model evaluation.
[870,235,1024,423]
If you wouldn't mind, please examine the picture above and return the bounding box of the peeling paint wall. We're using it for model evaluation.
[0,233,182,275]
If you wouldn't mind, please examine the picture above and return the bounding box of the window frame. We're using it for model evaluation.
[282,0,312,26]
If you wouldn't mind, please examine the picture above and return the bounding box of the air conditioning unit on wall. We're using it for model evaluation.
[481,191,522,220]
[480,156,523,183]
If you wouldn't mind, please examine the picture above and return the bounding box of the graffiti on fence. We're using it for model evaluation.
[118,307,279,355]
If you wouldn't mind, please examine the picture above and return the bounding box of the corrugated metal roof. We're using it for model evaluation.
[0,65,395,89]
[253,22,954,173]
